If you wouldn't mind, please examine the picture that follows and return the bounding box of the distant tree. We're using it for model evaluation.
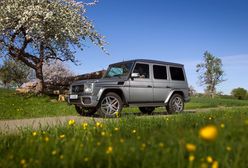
[43,60,74,83]
[231,87,247,100]
[196,51,225,98]
[189,85,197,96]
[0,0,106,93]
[0,57,31,87]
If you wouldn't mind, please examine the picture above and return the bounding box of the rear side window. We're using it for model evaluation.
[153,65,167,80]
[170,67,185,81]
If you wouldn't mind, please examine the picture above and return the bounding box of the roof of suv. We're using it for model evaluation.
[110,59,184,67]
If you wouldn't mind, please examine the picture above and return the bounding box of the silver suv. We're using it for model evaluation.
[68,59,190,117]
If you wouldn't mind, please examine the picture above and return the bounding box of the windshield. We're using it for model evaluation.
[104,62,133,78]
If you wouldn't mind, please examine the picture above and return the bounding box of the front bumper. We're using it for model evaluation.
[68,94,99,107]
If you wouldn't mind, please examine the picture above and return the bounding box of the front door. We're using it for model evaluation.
[129,63,153,103]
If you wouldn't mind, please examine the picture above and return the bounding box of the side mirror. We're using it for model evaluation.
[131,73,140,78]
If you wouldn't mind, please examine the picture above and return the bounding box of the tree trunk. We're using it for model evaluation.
[35,63,44,93]
[210,84,215,98]
[35,42,45,94]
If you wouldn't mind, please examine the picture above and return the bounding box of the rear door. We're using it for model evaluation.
[152,64,171,102]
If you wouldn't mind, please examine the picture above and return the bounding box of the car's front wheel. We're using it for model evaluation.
[98,92,123,117]
[75,106,97,116]
[166,94,184,114]
[139,107,155,115]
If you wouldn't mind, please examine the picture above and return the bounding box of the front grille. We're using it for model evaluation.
[72,85,84,93]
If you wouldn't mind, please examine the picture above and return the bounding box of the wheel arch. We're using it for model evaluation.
[164,90,185,104]
[98,88,127,105]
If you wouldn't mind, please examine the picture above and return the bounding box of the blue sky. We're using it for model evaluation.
[69,0,248,94]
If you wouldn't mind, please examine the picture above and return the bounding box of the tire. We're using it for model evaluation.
[75,105,97,116]
[139,107,155,115]
[98,92,123,117]
[166,94,184,114]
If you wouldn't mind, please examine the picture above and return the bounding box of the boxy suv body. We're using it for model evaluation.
[68,59,190,117]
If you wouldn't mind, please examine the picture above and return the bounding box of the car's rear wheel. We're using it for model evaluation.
[139,107,155,115]
[75,105,97,116]
[98,92,123,117]
[166,94,184,114]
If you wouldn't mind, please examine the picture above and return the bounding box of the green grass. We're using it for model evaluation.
[185,97,248,109]
[0,88,75,119]
[1,88,248,120]
[1,107,248,168]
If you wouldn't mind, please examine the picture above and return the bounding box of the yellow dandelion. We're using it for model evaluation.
[132,129,136,134]
[220,123,225,128]
[212,161,219,168]
[189,154,195,162]
[120,138,124,143]
[32,131,37,136]
[51,150,57,155]
[101,131,106,136]
[44,136,49,142]
[96,122,103,128]
[115,111,120,117]
[226,146,232,151]
[140,143,146,150]
[59,134,65,139]
[158,142,165,148]
[206,156,213,163]
[185,143,196,153]
[82,123,88,130]
[84,157,89,162]
[209,117,212,120]
[20,159,26,165]
[106,146,113,154]
[60,155,64,160]
[68,119,75,126]
[114,127,119,131]
[199,125,218,141]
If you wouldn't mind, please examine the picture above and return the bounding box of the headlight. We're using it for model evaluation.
[84,83,94,94]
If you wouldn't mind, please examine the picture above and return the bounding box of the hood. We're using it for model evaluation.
[71,77,128,86]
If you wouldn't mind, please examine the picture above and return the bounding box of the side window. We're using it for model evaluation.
[133,63,150,78]
[153,65,167,80]
[170,67,185,81]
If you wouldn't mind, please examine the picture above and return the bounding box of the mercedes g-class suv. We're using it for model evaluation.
[68,59,190,117]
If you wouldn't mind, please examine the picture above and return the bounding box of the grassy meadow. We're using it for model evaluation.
[1,88,248,167]
[1,88,248,119]
[1,107,248,168]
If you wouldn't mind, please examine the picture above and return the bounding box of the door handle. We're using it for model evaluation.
[147,85,152,88]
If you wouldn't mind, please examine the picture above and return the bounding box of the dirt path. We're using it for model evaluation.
[0,106,241,135]
[0,115,105,135]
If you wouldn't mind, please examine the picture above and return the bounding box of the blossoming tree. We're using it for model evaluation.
[0,0,105,93]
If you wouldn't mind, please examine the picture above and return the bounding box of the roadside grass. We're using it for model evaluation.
[185,97,248,109]
[1,107,248,168]
[0,88,75,119]
[1,88,248,119]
